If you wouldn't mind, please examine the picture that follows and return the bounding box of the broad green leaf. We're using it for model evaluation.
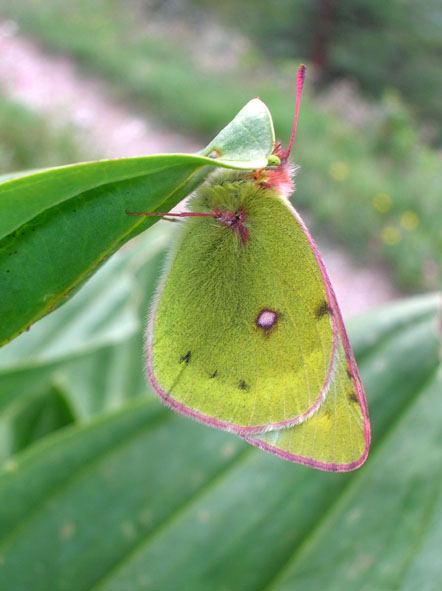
[0,294,440,591]
[0,99,274,346]
[0,224,172,459]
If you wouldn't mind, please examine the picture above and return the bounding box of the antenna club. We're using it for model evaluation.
[285,63,307,160]
[298,64,306,86]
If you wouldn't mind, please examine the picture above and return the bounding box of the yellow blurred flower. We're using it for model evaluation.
[400,210,420,231]
[373,193,392,213]
[381,225,401,245]
[329,162,349,181]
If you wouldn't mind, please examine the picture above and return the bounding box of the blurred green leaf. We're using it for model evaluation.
[0,97,88,175]
[0,98,274,347]
[0,294,439,590]
[0,383,76,459]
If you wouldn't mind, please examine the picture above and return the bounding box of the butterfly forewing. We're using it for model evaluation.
[147,185,338,433]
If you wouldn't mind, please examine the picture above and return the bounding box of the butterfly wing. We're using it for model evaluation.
[147,185,361,441]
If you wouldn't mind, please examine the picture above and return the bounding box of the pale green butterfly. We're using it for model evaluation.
[131,66,370,471]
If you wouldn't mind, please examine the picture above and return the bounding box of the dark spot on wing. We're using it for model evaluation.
[180,351,191,364]
[238,379,249,391]
[315,300,333,319]
[346,368,353,379]
[348,391,359,404]
[209,370,218,378]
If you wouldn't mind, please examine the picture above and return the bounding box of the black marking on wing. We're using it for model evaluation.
[209,370,218,378]
[348,391,359,404]
[315,301,333,319]
[180,351,192,364]
[238,379,250,391]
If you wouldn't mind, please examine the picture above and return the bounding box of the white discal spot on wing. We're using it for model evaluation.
[257,309,278,330]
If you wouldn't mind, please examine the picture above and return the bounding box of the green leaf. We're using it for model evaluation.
[0,383,75,459]
[0,294,440,591]
[0,224,172,460]
[0,98,274,347]
[201,98,275,164]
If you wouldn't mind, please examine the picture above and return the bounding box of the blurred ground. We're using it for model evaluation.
[0,20,199,157]
[0,21,400,317]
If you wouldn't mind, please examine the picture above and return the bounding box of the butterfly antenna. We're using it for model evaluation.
[126,210,217,218]
[286,64,306,158]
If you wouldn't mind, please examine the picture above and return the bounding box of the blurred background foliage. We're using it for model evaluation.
[192,0,442,143]
[0,98,87,173]
[0,2,441,588]
[1,0,441,291]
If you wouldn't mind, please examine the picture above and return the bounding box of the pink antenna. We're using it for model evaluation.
[126,210,217,218]
[286,64,306,158]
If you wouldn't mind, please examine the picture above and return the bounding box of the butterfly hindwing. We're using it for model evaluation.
[241,208,370,471]
[243,328,370,471]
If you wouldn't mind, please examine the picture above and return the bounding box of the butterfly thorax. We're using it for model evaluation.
[263,141,296,198]
[188,154,294,244]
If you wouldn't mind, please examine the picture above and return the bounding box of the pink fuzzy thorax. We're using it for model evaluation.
[260,143,295,198]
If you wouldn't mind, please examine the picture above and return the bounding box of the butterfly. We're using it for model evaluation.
[131,65,370,471]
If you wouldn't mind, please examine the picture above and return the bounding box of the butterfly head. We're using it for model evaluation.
[257,146,296,198]
[253,64,306,199]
